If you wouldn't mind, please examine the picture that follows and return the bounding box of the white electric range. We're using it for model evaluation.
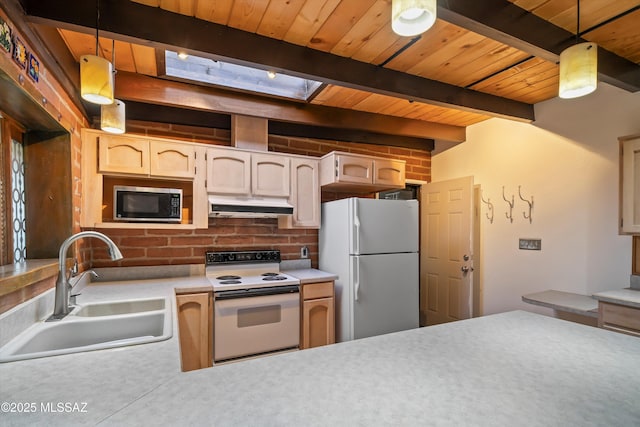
[205,250,300,362]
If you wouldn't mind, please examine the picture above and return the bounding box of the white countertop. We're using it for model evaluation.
[592,288,640,308]
[284,268,338,284]
[2,277,640,426]
[522,290,599,317]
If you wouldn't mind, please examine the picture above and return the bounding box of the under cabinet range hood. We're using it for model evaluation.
[209,195,294,218]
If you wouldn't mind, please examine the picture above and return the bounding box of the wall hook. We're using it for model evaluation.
[480,191,494,224]
[502,186,514,223]
[518,185,534,224]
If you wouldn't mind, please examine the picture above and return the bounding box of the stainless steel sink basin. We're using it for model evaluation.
[0,297,171,363]
[74,297,166,317]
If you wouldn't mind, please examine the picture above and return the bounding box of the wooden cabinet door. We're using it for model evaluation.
[150,141,195,179]
[621,137,640,233]
[374,158,405,188]
[300,281,335,349]
[280,157,320,229]
[336,154,373,184]
[176,292,212,372]
[206,148,251,195]
[301,297,335,349]
[251,153,290,197]
[98,135,150,175]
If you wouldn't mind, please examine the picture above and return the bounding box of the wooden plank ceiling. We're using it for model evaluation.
[24,0,640,140]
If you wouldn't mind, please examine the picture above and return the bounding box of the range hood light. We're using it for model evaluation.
[209,196,294,218]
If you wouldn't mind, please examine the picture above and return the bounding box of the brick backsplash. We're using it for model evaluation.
[83,122,431,269]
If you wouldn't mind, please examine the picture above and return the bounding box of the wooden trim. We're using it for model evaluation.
[22,0,535,122]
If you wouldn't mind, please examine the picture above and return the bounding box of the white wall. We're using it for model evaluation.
[432,83,640,316]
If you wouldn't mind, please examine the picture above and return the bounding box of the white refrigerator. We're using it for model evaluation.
[319,197,419,342]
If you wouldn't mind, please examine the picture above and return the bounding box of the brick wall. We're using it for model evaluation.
[88,122,431,269]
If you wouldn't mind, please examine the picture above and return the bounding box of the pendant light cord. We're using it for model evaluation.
[576,0,580,41]
[95,0,100,56]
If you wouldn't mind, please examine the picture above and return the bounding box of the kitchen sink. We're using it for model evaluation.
[0,297,172,363]
[75,297,166,317]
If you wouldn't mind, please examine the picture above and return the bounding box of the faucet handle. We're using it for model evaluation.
[69,270,99,297]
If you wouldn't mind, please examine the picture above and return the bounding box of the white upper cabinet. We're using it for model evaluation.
[98,135,196,179]
[620,135,640,234]
[251,153,290,197]
[98,135,150,175]
[319,151,406,192]
[279,157,320,229]
[206,148,252,195]
[206,148,289,198]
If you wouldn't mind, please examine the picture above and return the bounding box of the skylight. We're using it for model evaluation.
[164,51,323,101]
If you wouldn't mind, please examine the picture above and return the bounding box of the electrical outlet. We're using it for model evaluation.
[519,238,541,251]
[301,246,309,259]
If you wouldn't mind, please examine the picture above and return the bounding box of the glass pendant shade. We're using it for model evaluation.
[391,0,437,37]
[80,54,114,105]
[101,99,126,134]
[559,42,598,99]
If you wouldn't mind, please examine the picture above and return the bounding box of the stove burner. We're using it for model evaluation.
[261,272,280,277]
[263,275,287,281]
[217,275,241,280]
[220,280,242,285]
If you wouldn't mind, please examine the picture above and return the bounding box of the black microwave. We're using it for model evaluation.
[114,185,182,222]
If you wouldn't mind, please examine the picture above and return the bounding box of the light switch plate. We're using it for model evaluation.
[519,238,541,250]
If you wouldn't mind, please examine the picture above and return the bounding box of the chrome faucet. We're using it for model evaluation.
[48,231,123,321]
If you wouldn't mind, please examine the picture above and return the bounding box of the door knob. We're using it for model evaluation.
[461,266,470,273]
[463,254,470,261]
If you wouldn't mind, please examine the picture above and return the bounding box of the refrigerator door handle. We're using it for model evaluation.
[353,201,360,255]
[353,256,360,301]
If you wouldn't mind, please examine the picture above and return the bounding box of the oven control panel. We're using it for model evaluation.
[206,250,281,265]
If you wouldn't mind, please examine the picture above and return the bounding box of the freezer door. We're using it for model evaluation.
[351,198,418,255]
[352,252,419,340]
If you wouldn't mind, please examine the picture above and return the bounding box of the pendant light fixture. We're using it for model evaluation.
[101,40,126,134]
[80,0,114,105]
[391,0,437,37]
[558,0,597,99]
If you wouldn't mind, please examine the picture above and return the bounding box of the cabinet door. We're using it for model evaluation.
[98,135,150,175]
[374,158,405,188]
[336,154,373,184]
[252,152,290,197]
[281,157,320,228]
[301,297,335,349]
[621,137,640,233]
[150,141,195,179]
[176,292,212,372]
[206,148,251,195]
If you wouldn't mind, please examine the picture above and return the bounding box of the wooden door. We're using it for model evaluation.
[620,137,640,233]
[280,157,320,228]
[251,152,290,197]
[176,292,212,372]
[421,176,474,326]
[301,298,335,349]
[206,148,251,195]
[336,154,373,184]
[98,135,150,175]
[373,158,405,188]
[150,141,195,179]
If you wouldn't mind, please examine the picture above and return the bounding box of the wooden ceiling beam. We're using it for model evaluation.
[114,72,465,143]
[20,0,534,122]
[438,0,640,92]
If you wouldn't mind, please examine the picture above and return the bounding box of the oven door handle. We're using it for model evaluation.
[215,285,299,300]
